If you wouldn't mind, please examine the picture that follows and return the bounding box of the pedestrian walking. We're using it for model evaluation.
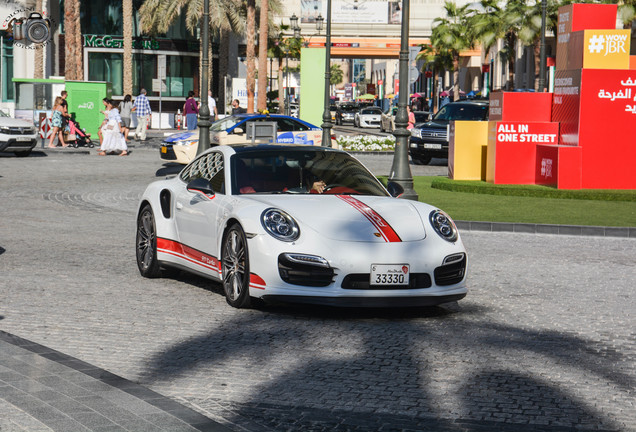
[183,91,199,130]
[119,95,133,143]
[208,90,218,121]
[132,88,151,141]
[98,98,128,156]
[48,97,68,148]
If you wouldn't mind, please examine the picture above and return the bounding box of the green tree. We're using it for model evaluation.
[430,1,476,101]
[416,44,453,112]
[330,63,343,86]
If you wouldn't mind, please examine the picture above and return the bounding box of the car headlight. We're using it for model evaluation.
[411,129,420,138]
[175,140,198,146]
[261,208,300,242]
[429,210,458,242]
[0,126,10,132]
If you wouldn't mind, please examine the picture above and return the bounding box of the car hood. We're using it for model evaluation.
[244,195,427,242]
[0,117,34,128]
[165,130,199,143]
[417,119,448,129]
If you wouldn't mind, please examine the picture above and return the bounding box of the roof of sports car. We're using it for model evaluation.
[231,144,342,154]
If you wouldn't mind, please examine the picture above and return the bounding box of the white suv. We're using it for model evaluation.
[0,111,38,157]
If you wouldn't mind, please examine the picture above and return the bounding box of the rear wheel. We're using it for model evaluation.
[136,205,161,278]
[222,223,251,308]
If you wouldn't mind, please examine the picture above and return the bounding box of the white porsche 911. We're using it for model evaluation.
[136,145,467,308]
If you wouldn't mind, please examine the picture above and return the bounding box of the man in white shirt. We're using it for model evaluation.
[207,90,218,121]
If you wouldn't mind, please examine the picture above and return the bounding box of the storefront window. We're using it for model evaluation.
[88,52,123,95]
[132,54,154,97]
[166,55,197,98]
[1,35,14,102]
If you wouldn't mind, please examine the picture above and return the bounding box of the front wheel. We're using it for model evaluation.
[222,223,252,308]
[136,205,161,278]
[412,155,432,165]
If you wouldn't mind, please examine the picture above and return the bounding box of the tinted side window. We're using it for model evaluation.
[277,118,309,132]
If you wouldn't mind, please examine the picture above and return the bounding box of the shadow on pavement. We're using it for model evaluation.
[139,301,628,431]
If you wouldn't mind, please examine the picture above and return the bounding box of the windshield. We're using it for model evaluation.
[211,116,242,132]
[231,150,389,196]
[339,104,359,112]
[361,108,382,115]
[433,104,488,121]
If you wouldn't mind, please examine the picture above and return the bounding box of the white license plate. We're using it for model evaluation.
[370,264,410,286]
[16,137,32,142]
[423,143,442,149]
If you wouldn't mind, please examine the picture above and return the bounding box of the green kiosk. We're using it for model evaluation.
[65,81,112,137]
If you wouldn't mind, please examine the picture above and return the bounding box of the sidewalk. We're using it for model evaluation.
[0,331,231,432]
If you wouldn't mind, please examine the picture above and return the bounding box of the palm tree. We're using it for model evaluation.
[257,0,269,111]
[64,0,83,81]
[330,64,343,87]
[123,0,133,95]
[245,0,256,113]
[416,44,453,112]
[430,1,475,101]
[139,0,243,99]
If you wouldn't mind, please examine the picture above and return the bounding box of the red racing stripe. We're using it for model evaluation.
[336,195,401,242]
[157,238,220,273]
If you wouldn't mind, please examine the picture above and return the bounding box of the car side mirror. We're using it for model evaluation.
[387,181,404,198]
[234,127,244,135]
[187,178,215,199]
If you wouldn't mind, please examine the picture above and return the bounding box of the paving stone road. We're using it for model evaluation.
[1,146,635,432]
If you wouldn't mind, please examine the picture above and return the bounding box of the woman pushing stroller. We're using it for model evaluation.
[98,98,128,156]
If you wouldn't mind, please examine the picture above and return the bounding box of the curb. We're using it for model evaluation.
[0,331,232,432]
[456,220,636,238]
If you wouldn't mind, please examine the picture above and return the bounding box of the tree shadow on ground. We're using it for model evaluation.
[140,303,629,431]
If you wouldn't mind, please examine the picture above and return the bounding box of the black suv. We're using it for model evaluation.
[335,103,360,125]
[409,100,489,165]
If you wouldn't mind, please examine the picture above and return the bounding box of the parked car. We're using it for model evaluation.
[137,144,467,308]
[0,110,38,157]
[334,103,359,125]
[160,114,328,164]
[409,101,489,165]
[381,107,430,133]
[354,107,383,128]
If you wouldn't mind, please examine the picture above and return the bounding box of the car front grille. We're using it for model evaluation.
[341,273,432,290]
[434,256,467,286]
[278,255,335,287]
[1,127,35,135]
[419,129,447,139]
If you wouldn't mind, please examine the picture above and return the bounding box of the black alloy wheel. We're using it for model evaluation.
[222,223,252,308]
[136,205,161,278]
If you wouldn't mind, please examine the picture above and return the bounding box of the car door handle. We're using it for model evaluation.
[176,202,183,210]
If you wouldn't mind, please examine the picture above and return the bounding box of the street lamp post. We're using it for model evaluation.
[389,0,418,200]
[320,0,333,147]
[197,0,211,155]
[538,0,547,93]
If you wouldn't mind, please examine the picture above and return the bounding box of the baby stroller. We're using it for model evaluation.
[65,117,94,148]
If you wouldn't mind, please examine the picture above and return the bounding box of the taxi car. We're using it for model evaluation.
[161,114,326,164]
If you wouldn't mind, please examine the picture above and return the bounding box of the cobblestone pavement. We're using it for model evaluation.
[0,147,635,431]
